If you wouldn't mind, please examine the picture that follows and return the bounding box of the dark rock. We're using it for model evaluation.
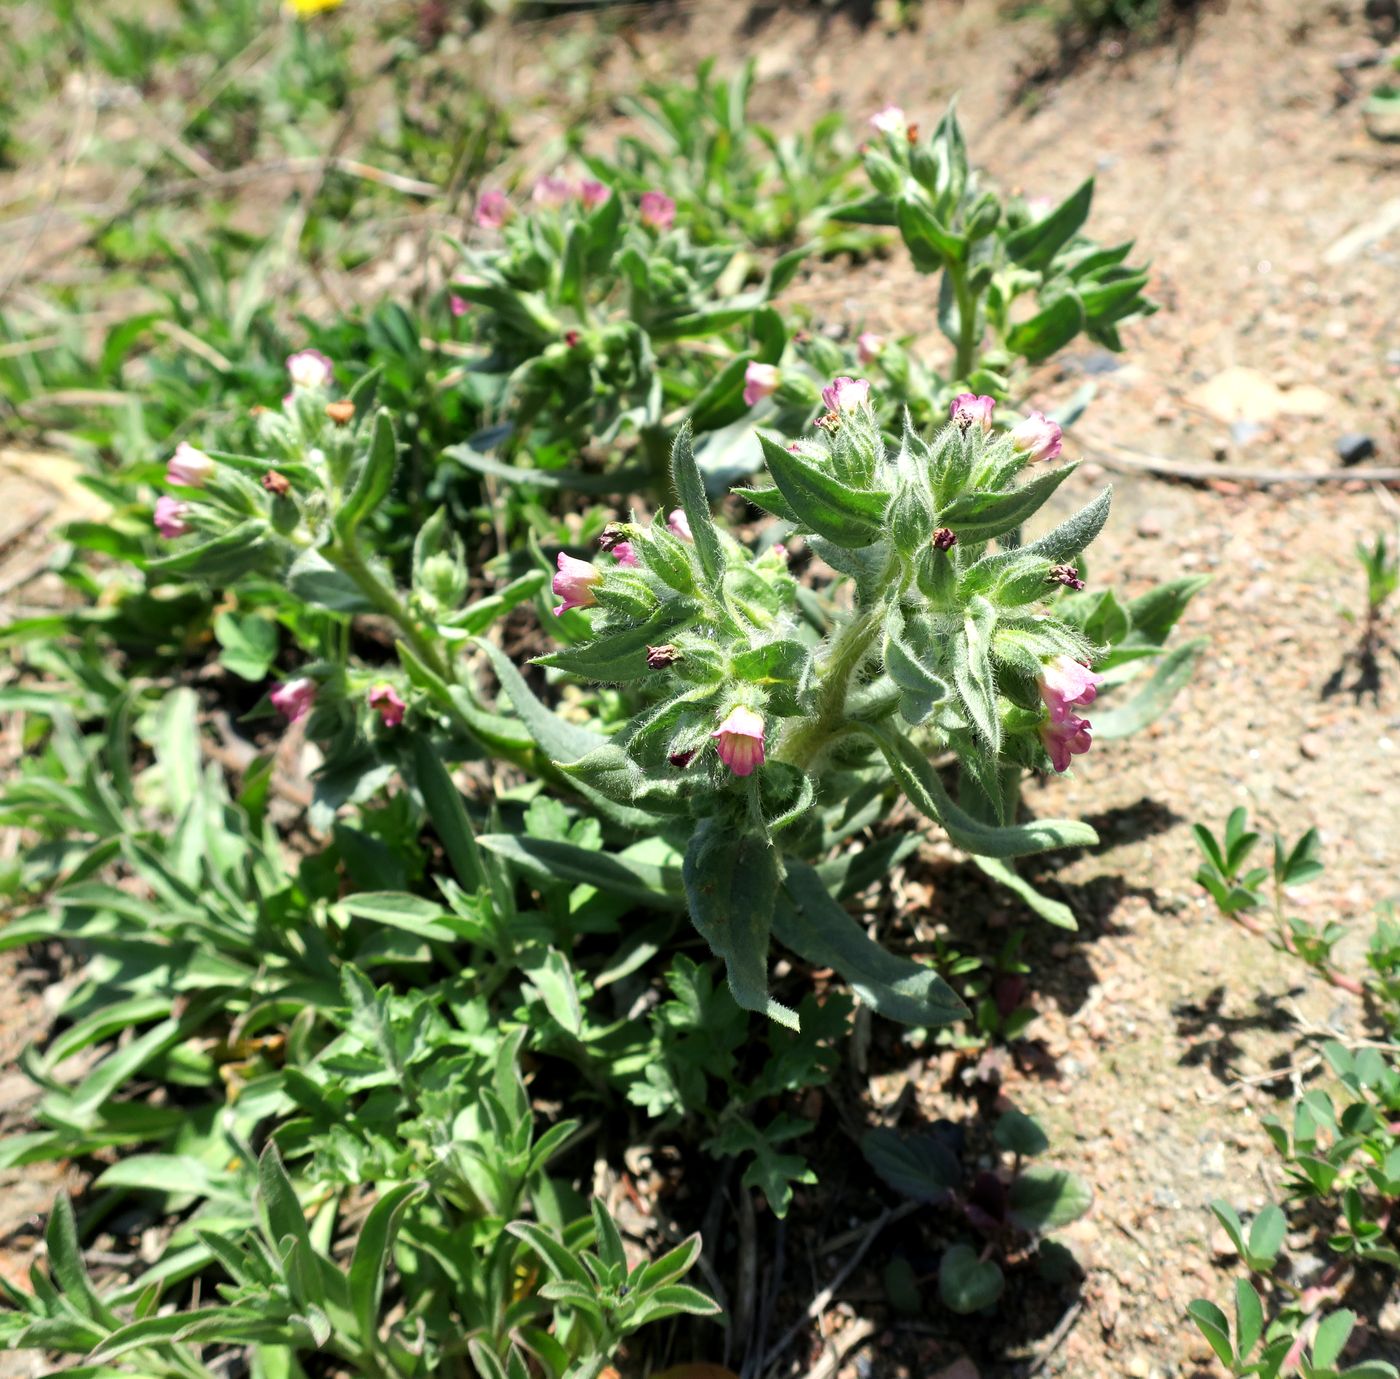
[1335,433,1377,465]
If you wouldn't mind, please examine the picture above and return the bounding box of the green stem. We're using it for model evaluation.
[330,538,453,684]
[950,264,980,383]
[774,606,882,773]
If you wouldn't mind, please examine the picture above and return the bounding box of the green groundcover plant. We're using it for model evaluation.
[132,358,1203,1027]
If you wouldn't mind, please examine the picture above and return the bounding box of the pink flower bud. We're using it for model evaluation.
[1040,713,1093,773]
[821,376,871,412]
[153,496,190,538]
[552,552,600,616]
[449,294,470,317]
[579,179,610,209]
[270,677,317,724]
[532,175,572,208]
[950,392,996,433]
[611,540,639,568]
[640,190,676,231]
[286,349,334,390]
[1038,656,1103,723]
[712,705,766,777]
[771,542,788,561]
[166,442,214,488]
[857,332,884,365]
[368,683,406,728]
[869,105,906,134]
[743,362,780,407]
[667,508,693,542]
[1010,410,1063,463]
[668,748,696,769]
[474,189,510,229]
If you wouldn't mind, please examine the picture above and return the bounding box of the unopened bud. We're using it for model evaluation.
[325,401,355,426]
[598,522,633,553]
[815,410,842,432]
[668,749,696,769]
[646,644,681,669]
[1047,564,1085,591]
[263,470,291,496]
[933,527,957,551]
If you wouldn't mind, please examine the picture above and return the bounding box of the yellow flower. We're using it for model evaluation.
[284,0,344,17]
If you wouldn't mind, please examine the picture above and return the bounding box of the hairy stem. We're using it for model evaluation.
[775,606,881,773]
[330,538,453,684]
[951,264,980,382]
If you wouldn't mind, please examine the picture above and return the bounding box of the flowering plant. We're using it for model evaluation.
[145,350,1203,1022]
[833,102,1157,415]
[446,172,806,489]
[523,383,1203,1019]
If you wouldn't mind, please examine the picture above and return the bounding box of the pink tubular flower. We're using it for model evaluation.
[166,442,214,488]
[153,496,190,538]
[579,179,610,209]
[821,376,871,412]
[475,189,510,229]
[667,508,693,542]
[640,190,676,231]
[270,677,316,725]
[869,105,906,134]
[286,349,334,390]
[611,541,639,568]
[1040,713,1093,773]
[1010,410,1063,463]
[449,294,470,317]
[1038,656,1104,723]
[857,332,884,365]
[552,552,601,616]
[368,683,406,728]
[532,175,572,208]
[950,392,996,433]
[712,706,766,777]
[743,362,780,407]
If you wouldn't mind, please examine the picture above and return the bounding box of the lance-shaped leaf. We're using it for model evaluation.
[962,487,1112,593]
[1121,575,1211,647]
[896,192,965,271]
[670,420,726,590]
[1091,638,1204,740]
[477,833,685,909]
[972,854,1077,930]
[938,462,1079,544]
[1005,292,1086,364]
[757,432,887,549]
[682,820,796,1028]
[953,597,1001,755]
[857,721,1098,858]
[475,637,608,764]
[333,409,397,540]
[1004,177,1094,271]
[776,860,967,1025]
[146,519,272,580]
[884,607,949,726]
[533,603,695,683]
[444,444,651,495]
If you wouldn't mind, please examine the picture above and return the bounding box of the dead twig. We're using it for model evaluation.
[796,1316,878,1379]
[761,1207,895,1376]
[1026,1299,1084,1377]
[1078,435,1400,487]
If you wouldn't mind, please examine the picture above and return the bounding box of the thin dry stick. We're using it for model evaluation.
[1027,1299,1084,1377]
[797,1317,878,1379]
[1077,435,1400,487]
[761,1207,895,1375]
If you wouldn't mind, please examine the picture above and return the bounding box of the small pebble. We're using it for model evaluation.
[1300,732,1326,760]
[1335,432,1377,465]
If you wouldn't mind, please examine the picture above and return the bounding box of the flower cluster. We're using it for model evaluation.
[544,378,1098,786]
